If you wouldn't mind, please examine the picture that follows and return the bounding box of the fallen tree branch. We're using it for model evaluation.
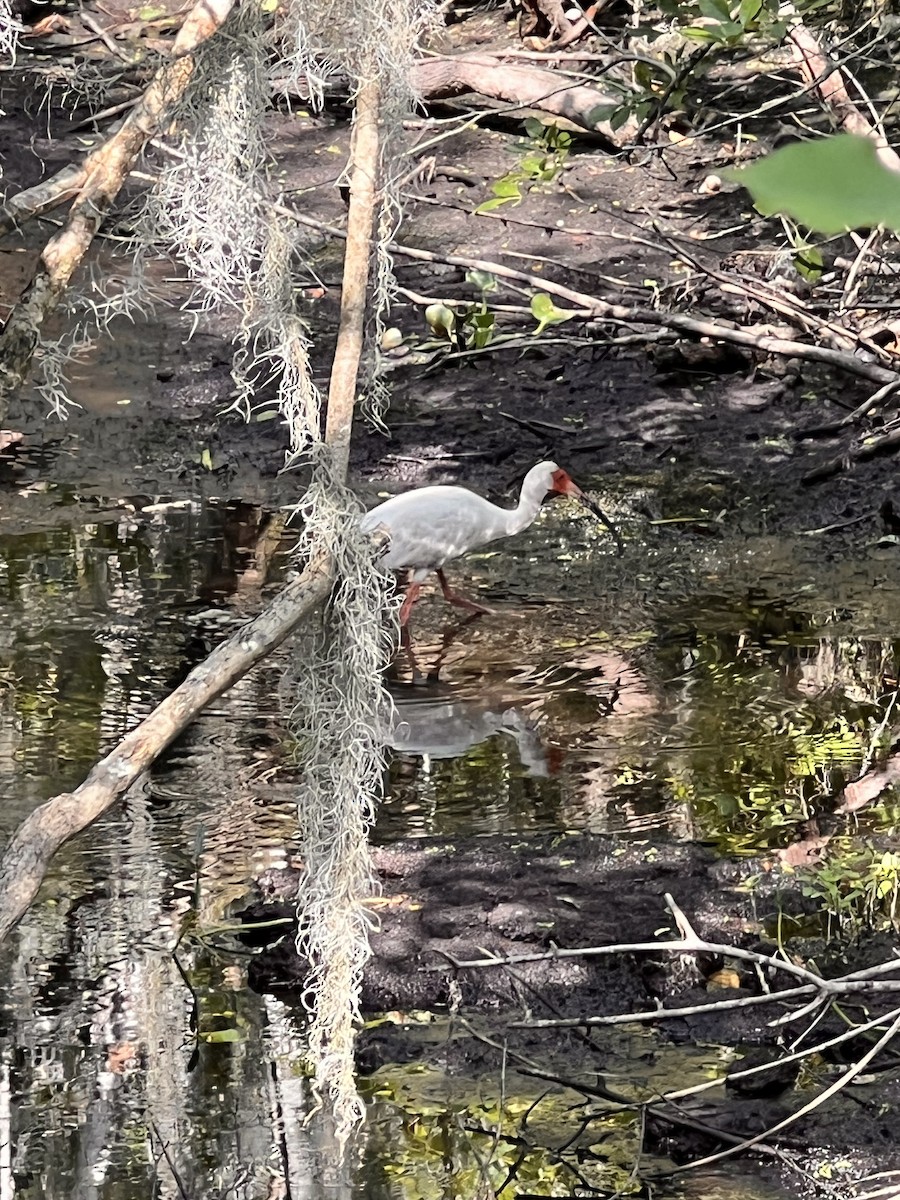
[0,550,334,944]
[802,421,900,484]
[323,76,379,478]
[667,1007,900,1176]
[409,52,629,142]
[278,201,900,387]
[796,378,900,439]
[0,0,237,420]
[0,48,628,241]
[788,23,900,172]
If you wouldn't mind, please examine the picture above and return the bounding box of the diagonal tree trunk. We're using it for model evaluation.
[0,0,237,424]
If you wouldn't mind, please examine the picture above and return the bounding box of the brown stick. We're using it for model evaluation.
[802,423,900,485]
[324,77,381,479]
[409,53,627,141]
[284,203,900,387]
[555,0,607,49]
[788,24,900,173]
[0,551,334,944]
[0,0,237,420]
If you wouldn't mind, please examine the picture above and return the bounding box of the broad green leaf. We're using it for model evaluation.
[202,1028,242,1043]
[424,303,456,338]
[738,0,762,26]
[698,0,733,20]
[520,155,546,176]
[727,135,900,234]
[468,311,495,349]
[491,177,522,199]
[530,292,574,336]
[585,102,620,126]
[523,117,545,139]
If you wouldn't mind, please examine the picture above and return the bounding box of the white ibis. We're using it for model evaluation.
[361,460,622,625]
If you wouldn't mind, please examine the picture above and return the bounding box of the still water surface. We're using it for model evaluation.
[1,486,898,1197]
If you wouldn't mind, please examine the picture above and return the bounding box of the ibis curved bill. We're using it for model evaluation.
[361,460,622,626]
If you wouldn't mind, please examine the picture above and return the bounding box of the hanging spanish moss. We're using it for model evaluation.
[286,453,398,1142]
[113,0,429,1145]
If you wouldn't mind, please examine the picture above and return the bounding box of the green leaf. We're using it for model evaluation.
[520,155,546,176]
[474,195,519,213]
[466,269,498,294]
[792,241,823,282]
[738,0,762,26]
[491,177,522,199]
[698,0,733,20]
[726,135,900,234]
[200,448,213,471]
[202,1028,242,1043]
[424,302,456,338]
[681,24,720,39]
[530,292,574,336]
[469,311,495,349]
[585,102,621,126]
[523,117,545,139]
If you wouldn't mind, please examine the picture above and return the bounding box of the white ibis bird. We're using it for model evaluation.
[361,460,622,626]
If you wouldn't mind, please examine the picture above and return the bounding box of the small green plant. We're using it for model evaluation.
[673,0,788,46]
[476,119,572,213]
[797,844,900,939]
[423,271,498,350]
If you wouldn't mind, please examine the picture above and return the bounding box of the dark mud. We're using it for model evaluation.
[245,833,900,1188]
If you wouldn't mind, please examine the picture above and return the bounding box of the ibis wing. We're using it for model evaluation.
[361,488,507,571]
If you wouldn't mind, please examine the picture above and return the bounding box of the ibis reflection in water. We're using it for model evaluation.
[384,685,554,779]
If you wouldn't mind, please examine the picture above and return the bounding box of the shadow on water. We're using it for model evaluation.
[0,483,899,1196]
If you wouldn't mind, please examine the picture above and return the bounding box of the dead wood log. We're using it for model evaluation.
[0,551,333,945]
[410,53,629,142]
[0,0,237,423]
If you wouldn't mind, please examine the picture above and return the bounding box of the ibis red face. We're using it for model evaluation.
[550,468,624,555]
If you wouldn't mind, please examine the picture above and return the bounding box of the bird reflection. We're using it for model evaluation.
[384,683,552,779]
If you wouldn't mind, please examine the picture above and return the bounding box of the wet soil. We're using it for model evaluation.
[245,833,900,1187]
[1,14,898,535]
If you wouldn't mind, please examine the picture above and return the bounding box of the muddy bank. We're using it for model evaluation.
[243,832,900,1188]
[246,832,896,1031]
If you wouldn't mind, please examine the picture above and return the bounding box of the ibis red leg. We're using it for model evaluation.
[436,569,493,616]
[398,581,423,626]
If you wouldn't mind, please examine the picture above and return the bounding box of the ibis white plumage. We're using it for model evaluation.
[361,460,621,625]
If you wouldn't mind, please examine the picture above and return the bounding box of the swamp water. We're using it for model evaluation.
[0,479,898,1199]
